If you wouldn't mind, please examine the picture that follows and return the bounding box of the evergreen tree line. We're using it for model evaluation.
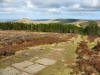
[0,22,83,33]
[84,21,100,35]
[0,21,99,35]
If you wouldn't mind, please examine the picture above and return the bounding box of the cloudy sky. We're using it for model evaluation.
[0,0,100,20]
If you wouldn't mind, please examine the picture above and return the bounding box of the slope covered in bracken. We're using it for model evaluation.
[72,41,100,75]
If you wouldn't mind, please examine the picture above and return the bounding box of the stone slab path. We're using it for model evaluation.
[35,58,56,66]
[0,58,56,75]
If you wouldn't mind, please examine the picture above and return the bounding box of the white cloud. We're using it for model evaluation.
[1,0,100,12]
[73,4,80,8]
[92,0,99,7]
[0,0,100,20]
[26,0,37,9]
[48,8,57,12]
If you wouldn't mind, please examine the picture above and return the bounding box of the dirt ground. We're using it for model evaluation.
[0,39,77,75]
[0,30,66,40]
[0,30,75,57]
[0,32,99,75]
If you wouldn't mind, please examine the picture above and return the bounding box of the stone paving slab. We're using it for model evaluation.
[0,58,57,75]
[12,61,34,70]
[35,58,56,66]
[24,64,46,74]
[0,69,3,75]
[0,67,20,75]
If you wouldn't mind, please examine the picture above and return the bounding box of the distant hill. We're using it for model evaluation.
[54,19,90,27]
[79,20,100,28]
[96,20,100,26]
[15,18,83,24]
[54,19,79,24]
[15,18,59,24]
[16,18,33,23]
[55,19,100,27]
[3,18,100,27]
[33,19,50,21]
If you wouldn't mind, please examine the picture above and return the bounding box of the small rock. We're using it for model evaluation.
[24,53,30,56]
[35,57,39,59]
[35,49,41,53]
[40,48,46,51]
[64,64,68,67]
[61,59,66,62]
[56,48,64,51]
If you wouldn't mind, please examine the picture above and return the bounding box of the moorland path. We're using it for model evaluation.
[0,35,82,75]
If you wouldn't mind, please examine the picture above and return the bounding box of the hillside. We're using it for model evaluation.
[6,18,100,27]
[79,20,100,28]
[54,19,79,24]
[15,18,86,24]
[16,18,59,24]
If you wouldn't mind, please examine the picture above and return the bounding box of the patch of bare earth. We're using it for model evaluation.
[0,30,74,57]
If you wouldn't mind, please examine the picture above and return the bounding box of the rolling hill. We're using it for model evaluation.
[15,18,83,24]
[16,18,59,24]
[6,18,100,27]
[54,19,79,24]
